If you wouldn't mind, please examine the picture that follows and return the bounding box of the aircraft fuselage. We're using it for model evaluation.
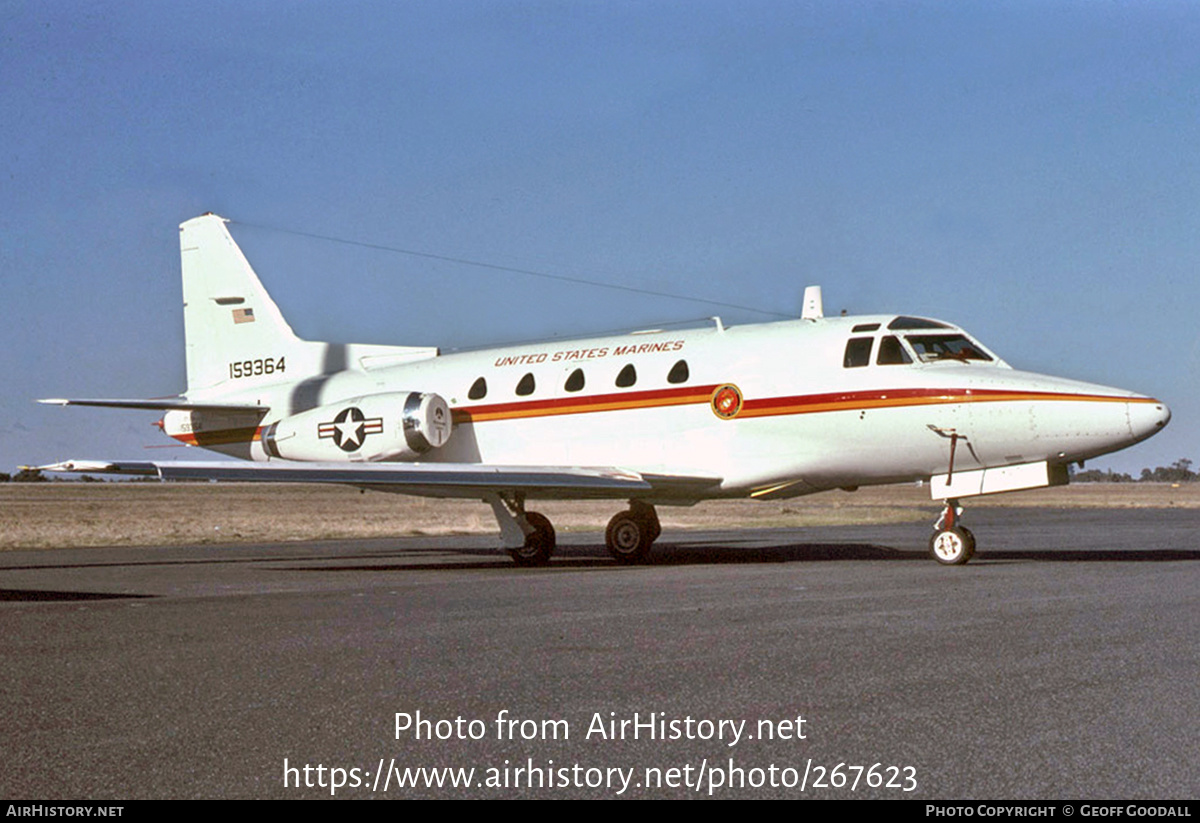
[168,314,1168,501]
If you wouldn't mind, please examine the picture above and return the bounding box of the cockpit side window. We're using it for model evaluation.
[906,334,993,363]
[876,335,912,365]
[843,337,873,368]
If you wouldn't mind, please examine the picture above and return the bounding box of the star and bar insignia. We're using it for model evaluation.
[317,407,384,452]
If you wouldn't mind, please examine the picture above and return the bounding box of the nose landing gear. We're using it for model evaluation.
[930,498,976,565]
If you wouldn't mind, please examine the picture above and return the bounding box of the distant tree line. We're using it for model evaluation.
[0,469,102,483]
[1072,458,1197,483]
[2,469,48,483]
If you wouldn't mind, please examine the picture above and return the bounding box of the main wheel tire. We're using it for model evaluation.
[629,501,662,542]
[929,526,974,565]
[508,511,555,567]
[606,511,653,564]
[958,526,977,561]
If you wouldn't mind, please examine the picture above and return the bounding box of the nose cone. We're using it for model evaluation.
[980,370,1171,464]
[1128,398,1171,443]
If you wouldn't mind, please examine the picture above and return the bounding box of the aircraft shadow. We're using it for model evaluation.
[8,538,1199,584]
[566,543,1200,566]
[964,548,1200,563]
[269,543,905,572]
[0,588,154,602]
[282,541,1200,572]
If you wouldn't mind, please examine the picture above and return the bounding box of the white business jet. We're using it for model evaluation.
[38,214,1170,565]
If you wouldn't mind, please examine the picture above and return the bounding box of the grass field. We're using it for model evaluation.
[2,481,1196,551]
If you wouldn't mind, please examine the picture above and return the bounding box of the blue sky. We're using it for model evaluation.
[3,0,1197,476]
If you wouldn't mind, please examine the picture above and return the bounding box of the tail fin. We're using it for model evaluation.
[180,214,316,391]
[179,214,436,393]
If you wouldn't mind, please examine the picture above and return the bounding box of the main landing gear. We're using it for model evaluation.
[487,494,662,567]
[929,497,976,565]
[604,500,662,564]
[487,492,557,567]
[509,510,556,567]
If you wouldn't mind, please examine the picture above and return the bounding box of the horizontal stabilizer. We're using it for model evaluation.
[39,398,270,413]
[36,459,723,501]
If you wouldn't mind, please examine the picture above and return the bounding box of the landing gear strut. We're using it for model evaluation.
[605,500,661,564]
[487,492,556,567]
[510,510,555,567]
[929,498,976,565]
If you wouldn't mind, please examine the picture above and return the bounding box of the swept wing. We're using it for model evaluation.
[34,459,722,501]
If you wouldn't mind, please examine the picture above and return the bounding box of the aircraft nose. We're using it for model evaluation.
[1128,398,1171,443]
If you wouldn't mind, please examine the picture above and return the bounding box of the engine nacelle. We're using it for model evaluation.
[261,391,452,462]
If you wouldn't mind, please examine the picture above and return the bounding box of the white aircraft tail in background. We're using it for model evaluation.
[38,214,1170,565]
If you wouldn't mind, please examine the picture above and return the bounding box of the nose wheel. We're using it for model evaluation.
[929,499,976,565]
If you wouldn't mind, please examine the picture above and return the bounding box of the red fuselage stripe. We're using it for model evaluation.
[169,387,1156,444]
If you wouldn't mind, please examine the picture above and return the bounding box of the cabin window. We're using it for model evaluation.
[843,337,873,368]
[906,334,993,363]
[876,335,912,366]
[564,368,585,392]
[468,377,487,400]
[516,373,536,396]
[616,364,637,387]
[667,359,689,384]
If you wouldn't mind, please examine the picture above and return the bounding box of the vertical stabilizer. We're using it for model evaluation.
[179,214,439,397]
[180,214,314,391]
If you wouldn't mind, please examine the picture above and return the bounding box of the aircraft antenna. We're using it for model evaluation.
[801,285,824,320]
[231,220,793,319]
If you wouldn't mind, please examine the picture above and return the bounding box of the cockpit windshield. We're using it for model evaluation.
[841,318,1003,370]
[905,334,993,363]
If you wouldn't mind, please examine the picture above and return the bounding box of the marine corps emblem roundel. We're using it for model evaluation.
[710,384,743,419]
